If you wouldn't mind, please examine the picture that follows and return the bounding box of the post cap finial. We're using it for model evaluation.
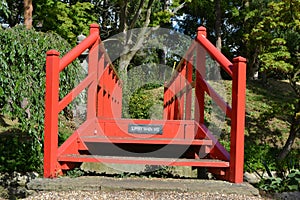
[90,23,100,29]
[46,50,60,56]
[90,23,100,35]
[197,26,207,37]
[233,56,247,63]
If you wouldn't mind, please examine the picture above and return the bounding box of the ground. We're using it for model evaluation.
[24,176,265,200]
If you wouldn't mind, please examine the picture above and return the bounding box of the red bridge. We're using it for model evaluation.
[44,24,246,183]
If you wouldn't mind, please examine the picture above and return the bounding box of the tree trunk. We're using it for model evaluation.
[215,0,222,51]
[119,0,128,34]
[115,0,185,116]
[24,0,33,29]
[278,100,300,160]
[213,0,222,80]
[158,47,167,80]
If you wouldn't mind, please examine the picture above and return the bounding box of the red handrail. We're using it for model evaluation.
[163,26,247,183]
[164,26,235,120]
[58,74,96,112]
[196,27,233,77]
[59,24,99,72]
[44,24,121,178]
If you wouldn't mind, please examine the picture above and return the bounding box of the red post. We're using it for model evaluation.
[229,56,247,183]
[44,50,60,178]
[115,80,122,118]
[97,53,105,117]
[87,24,100,120]
[170,82,175,120]
[179,63,186,119]
[106,68,113,118]
[163,84,168,120]
[185,56,193,120]
[194,27,206,125]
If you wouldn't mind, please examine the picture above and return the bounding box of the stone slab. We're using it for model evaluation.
[27,176,260,197]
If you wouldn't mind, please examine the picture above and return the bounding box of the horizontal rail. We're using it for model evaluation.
[165,42,196,88]
[58,73,96,112]
[175,83,193,99]
[58,155,230,167]
[59,32,99,72]
[164,83,193,106]
[174,42,196,72]
[196,35,233,77]
[81,136,212,145]
[98,43,120,80]
[198,78,232,118]
[196,122,230,161]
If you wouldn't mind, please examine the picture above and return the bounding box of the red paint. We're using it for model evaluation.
[44,50,60,178]
[44,25,246,183]
[229,57,247,183]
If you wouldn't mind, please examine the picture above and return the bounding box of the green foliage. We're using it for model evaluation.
[176,0,215,37]
[0,26,81,172]
[244,143,278,172]
[142,165,176,178]
[129,89,152,119]
[123,48,166,119]
[247,0,299,75]
[66,168,85,178]
[0,0,10,18]
[128,86,163,119]
[258,39,293,73]
[244,80,298,172]
[258,169,300,193]
[33,1,97,45]
[58,116,74,146]
[0,130,42,173]
[150,10,173,27]
[116,165,177,179]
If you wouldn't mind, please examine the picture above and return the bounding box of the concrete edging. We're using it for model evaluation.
[27,176,260,197]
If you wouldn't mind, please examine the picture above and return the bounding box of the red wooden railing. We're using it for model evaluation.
[44,24,246,183]
[163,26,246,183]
[44,24,122,177]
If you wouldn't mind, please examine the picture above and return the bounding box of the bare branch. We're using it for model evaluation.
[119,0,128,32]
[143,0,155,28]
[170,2,186,15]
[129,0,146,29]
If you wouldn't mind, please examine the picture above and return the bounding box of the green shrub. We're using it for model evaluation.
[129,89,154,119]
[128,84,163,119]
[258,169,300,193]
[244,143,278,172]
[0,130,41,173]
[66,168,85,178]
[0,26,81,173]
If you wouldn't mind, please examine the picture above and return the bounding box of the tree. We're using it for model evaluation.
[246,0,300,160]
[33,0,97,44]
[94,0,188,117]
[107,0,187,72]
[174,0,241,80]
[214,0,221,51]
[0,0,33,29]
[240,0,272,79]
[23,0,32,29]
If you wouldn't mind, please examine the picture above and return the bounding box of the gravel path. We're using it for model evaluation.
[24,190,267,200]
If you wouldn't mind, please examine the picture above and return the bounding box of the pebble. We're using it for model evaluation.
[24,190,268,200]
